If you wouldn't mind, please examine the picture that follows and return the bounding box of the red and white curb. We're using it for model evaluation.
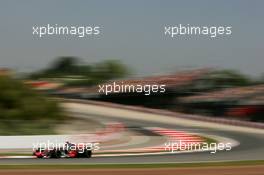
[0,128,239,159]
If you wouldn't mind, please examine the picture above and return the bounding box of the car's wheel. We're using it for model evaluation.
[48,149,61,158]
[55,150,62,158]
[84,149,92,158]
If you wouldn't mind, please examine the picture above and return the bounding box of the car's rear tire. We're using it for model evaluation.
[84,149,92,158]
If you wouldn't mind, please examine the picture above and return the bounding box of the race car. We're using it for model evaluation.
[33,142,92,158]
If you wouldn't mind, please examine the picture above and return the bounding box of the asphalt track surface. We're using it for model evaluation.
[0,103,263,165]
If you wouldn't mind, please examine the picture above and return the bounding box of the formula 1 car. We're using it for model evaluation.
[33,142,92,158]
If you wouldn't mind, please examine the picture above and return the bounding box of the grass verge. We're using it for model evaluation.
[0,160,263,169]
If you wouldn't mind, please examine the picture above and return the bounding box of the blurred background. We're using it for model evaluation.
[0,56,263,135]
